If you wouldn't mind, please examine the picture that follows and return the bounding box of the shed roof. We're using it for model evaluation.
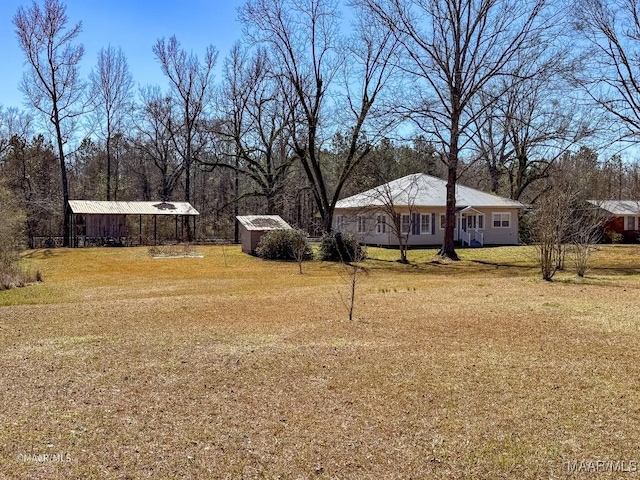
[68,200,199,216]
[588,200,640,216]
[236,215,292,231]
[335,173,524,209]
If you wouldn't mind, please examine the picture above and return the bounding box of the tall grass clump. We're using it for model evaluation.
[0,184,40,289]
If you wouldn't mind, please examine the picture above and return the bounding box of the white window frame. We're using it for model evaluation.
[492,212,511,229]
[439,213,446,230]
[627,215,637,231]
[420,214,431,235]
[335,215,345,231]
[357,216,367,234]
[376,215,386,234]
[401,214,411,234]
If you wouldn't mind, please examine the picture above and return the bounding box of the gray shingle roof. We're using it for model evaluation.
[588,200,640,216]
[68,200,199,216]
[335,174,524,209]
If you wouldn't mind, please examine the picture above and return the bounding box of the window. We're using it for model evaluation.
[478,214,484,229]
[357,216,367,234]
[627,216,637,231]
[492,212,511,228]
[335,215,345,231]
[401,214,411,234]
[420,214,431,234]
[376,215,386,234]
[440,214,446,230]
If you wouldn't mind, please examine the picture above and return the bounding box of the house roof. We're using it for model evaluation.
[335,173,524,210]
[236,215,292,231]
[68,200,199,216]
[588,200,640,216]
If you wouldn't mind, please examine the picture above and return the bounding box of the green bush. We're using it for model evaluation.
[319,231,365,262]
[255,229,312,261]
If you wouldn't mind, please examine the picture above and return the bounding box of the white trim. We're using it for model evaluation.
[420,213,431,235]
[376,215,387,234]
[492,212,511,228]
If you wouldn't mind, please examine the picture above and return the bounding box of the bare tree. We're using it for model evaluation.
[573,0,640,141]
[337,243,367,321]
[240,0,400,233]
[572,203,605,277]
[89,45,134,200]
[362,0,552,259]
[212,44,296,215]
[135,87,184,201]
[471,56,593,202]
[530,186,575,281]
[153,36,217,210]
[1,107,32,161]
[14,0,86,246]
[363,174,421,263]
[530,148,607,280]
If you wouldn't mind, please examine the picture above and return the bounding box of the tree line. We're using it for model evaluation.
[1,0,640,256]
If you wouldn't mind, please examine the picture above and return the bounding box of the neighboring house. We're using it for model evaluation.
[588,200,640,242]
[334,173,524,247]
[236,215,292,254]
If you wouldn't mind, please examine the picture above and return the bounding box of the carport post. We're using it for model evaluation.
[193,216,197,242]
[139,215,142,245]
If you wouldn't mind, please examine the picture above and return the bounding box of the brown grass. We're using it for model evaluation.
[1,245,640,478]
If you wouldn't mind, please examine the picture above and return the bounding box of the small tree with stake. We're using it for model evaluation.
[337,239,367,322]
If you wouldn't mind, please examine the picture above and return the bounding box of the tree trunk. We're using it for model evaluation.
[106,118,112,201]
[439,168,459,260]
[54,115,70,247]
[439,123,460,260]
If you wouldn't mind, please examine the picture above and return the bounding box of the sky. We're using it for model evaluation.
[0,0,247,110]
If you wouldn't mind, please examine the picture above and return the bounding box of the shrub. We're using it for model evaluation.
[604,230,624,244]
[255,229,312,261]
[319,231,365,262]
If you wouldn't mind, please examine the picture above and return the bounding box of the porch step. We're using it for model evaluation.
[470,239,482,247]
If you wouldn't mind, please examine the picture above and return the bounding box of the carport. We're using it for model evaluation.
[67,200,199,247]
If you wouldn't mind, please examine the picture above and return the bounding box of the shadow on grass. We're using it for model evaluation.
[362,255,538,278]
[22,249,62,260]
[588,266,640,277]
[468,259,535,270]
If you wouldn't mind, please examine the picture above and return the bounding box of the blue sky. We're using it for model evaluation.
[0,0,246,109]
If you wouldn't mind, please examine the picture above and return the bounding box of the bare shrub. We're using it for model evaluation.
[337,246,367,322]
[0,184,40,289]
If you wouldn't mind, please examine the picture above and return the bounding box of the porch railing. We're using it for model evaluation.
[462,229,484,247]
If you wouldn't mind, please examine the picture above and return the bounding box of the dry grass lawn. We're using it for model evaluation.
[1,244,640,479]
